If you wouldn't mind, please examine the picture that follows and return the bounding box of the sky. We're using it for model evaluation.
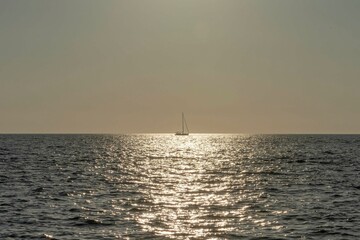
[1,0,360,134]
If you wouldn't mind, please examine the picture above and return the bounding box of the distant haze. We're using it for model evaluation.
[1,0,360,133]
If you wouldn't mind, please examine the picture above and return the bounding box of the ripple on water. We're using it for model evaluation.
[0,134,360,239]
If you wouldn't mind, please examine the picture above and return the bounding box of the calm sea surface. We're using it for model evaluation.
[1,134,360,239]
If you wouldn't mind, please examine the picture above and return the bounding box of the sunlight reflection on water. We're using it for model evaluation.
[93,134,286,238]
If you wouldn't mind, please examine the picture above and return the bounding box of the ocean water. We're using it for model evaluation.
[0,134,360,239]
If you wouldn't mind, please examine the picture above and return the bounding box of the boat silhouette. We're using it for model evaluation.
[175,112,189,136]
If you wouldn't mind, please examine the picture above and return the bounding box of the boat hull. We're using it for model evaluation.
[175,132,189,136]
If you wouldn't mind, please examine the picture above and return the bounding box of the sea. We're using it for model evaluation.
[0,134,360,239]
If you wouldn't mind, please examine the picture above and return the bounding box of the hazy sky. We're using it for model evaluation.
[1,0,360,133]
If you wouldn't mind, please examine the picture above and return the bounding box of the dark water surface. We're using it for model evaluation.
[1,134,360,239]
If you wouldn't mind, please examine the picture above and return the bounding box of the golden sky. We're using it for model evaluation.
[1,0,360,133]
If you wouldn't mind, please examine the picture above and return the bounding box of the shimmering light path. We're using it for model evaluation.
[1,134,360,239]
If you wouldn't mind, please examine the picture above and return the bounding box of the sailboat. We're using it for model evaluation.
[175,112,189,135]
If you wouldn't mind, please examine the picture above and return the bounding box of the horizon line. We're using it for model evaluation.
[1,132,360,135]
